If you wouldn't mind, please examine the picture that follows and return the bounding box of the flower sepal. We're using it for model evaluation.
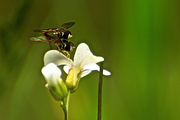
[45,82,67,101]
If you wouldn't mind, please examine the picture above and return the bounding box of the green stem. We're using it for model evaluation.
[64,107,67,120]
[62,90,71,120]
[66,90,71,119]
[98,62,103,120]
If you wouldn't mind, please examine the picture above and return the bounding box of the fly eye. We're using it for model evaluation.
[63,31,71,39]
[69,42,75,51]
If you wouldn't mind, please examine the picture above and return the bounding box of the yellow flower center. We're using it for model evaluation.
[65,67,82,92]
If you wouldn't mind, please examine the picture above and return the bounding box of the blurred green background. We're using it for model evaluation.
[0,0,180,120]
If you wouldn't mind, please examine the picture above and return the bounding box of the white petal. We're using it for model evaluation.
[63,66,71,74]
[102,69,111,76]
[41,63,62,86]
[44,50,73,66]
[81,70,92,78]
[83,63,111,76]
[83,63,99,71]
[74,43,104,68]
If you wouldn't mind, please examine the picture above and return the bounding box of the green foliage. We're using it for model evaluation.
[0,0,180,120]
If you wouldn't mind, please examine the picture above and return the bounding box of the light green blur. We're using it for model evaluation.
[0,0,180,120]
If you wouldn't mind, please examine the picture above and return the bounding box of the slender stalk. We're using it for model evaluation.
[66,90,71,120]
[98,62,103,120]
[61,100,67,120]
[64,108,67,120]
[62,90,71,120]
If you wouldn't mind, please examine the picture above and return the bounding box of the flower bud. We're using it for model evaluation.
[42,63,68,100]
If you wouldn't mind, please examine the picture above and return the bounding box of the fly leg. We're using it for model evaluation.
[62,50,70,58]
[49,43,53,50]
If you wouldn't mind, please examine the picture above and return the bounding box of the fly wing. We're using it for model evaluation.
[30,36,61,44]
[33,28,59,33]
[30,36,47,42]
[61,22,75,29]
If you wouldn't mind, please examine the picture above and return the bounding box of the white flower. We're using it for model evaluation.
[41,63,68,100]
[44,43,111,92]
